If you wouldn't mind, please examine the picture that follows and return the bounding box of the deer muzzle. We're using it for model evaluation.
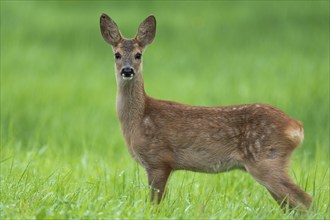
[121,67,135,80]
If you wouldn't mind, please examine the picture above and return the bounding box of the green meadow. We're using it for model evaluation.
[1,1,329,219]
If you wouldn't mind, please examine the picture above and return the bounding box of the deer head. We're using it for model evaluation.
[100,14,156,82]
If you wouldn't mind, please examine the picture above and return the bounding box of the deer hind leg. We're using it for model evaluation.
[245,159,312,211]
[146,167,172,203]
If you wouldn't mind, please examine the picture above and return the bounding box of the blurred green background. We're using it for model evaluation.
[2,1,328,157]
[0,1,329,218]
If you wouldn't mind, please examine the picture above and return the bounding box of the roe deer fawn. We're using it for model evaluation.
[100,14,312,210]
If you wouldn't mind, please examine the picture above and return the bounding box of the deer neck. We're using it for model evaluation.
[116,73,146,143]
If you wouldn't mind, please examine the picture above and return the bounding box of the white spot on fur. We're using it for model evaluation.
[143,116,151,125]
[255,140,261,148]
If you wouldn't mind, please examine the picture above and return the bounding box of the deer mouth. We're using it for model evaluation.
[121,67,135,80]
[121,72,134,80]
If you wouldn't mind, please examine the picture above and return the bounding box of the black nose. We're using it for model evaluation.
[121,67,134,74]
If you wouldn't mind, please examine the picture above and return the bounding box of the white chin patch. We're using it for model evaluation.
[122,74,134,80]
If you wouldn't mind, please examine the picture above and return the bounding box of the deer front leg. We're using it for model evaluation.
[147,167,171,203]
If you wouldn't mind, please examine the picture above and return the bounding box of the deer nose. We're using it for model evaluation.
[121,67,134,74]
[121,67,135,80]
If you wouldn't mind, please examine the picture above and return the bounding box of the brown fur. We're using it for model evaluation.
[100,14,312,210]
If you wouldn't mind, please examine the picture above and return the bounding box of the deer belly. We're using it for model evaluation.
[173,147,241,173]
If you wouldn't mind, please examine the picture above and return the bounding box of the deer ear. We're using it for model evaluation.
[136,15,156,47]
[100,13,122,46]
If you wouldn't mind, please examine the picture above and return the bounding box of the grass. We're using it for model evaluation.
[1,1,329,219]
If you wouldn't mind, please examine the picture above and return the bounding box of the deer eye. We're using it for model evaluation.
[135,53,142,60]
[115,52,122,60]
